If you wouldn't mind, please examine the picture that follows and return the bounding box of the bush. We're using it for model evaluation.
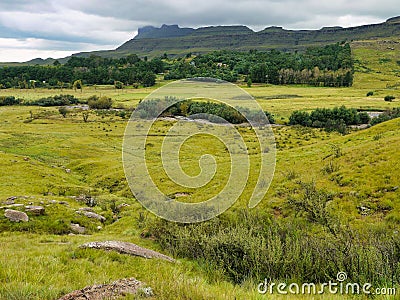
[27,94,79,106]
[88,95,113,109]
[289,106,371,134]
[384,95,395,102]
[366,91,374,97]
[0,96,20,106]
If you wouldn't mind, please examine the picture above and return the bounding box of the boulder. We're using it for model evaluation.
[77,211,106,223]
[80,241,175,262]
[25,205,45,215]
[70,223,86,234]
[57,277,144,300]
[4,209,29,222]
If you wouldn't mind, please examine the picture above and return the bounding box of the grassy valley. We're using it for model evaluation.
[0,34,400,300]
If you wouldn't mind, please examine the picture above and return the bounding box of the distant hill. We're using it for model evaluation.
[113,17,400,58]
[2,16,400,65]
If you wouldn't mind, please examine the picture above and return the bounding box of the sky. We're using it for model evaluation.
[0,0,398,62]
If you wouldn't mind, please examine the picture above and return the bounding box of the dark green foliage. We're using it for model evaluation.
[370,108,400,126]
[384,95,395,102]
[88,95,113,109]
[0,54,160,88]
[366,91,374,96]
[163,43,353,86]
[27,94,79,106]
[147,205,400,286]
[289,106,371,134]
[135,97,273,124]
[0,96,21,106]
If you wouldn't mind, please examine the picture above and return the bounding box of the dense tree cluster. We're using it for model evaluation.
[135,97,274,124]
[0,54,162,88]
[0,43,353,88]
[164,43,353,87]
[289,106,370,134]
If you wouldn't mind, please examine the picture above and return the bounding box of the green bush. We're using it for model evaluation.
[27,94,79,106]
[384,95,395,102]
[366,91,374,97]
[88,95,113,109]
[0,96,21,106]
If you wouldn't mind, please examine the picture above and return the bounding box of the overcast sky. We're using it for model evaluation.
[0,0,398,62]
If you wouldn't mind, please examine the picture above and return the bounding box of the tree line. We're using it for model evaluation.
[0,54,160,89]
[164,43,353,87]
[0,43,353,89]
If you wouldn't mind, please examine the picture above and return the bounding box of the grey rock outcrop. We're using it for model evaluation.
[4,209,29,222]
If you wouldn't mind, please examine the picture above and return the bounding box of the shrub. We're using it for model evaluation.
[88,95,113,109]
[0,96,21,106]
[366,91,374,97]
[27,94,79,106]
[384,95,395,102]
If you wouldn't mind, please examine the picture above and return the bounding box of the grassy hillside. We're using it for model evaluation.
[0,39,399,299]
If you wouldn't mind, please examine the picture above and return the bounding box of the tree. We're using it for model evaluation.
[73,80,83,92]
[142,72,156,87]
[247,77,252,87]
[58,107,68,118]
[114,81,124,89]
[82,111,90,122]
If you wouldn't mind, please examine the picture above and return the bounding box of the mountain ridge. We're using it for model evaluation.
[3,16,400,65]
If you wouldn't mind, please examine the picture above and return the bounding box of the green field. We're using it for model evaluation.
[0,41,400,299]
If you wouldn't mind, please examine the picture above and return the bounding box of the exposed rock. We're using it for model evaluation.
[57,277,144,300]
[76,211,106,222]
[80,241,175,262]
[79,207,94,212]
[7,203,24,208]
[23,157,30,161]
[4,209,29,222]
[117,203,130,210]
[5,196,17,205]
[70,223,86,234]
[97,226,102,230]
[25,205,45,215]
[65,168,71,173]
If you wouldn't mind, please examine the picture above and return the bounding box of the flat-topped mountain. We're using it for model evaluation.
[113,16,400,57]
[6,16,400,65]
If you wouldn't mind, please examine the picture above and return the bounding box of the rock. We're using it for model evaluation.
[80,241,175,262]
[8,204,24,208]
[97,226,102,230]
[4,196,17,205]
[117,203,130,210]
[70,223,86,234]
[25,205,45,216]
[77,211,106,223]
[23,157,30,161]
[4,209,29,222]
[65,168,71,173]
[58,201,69,205]
[78,207,94,212]
[57,277,144,300]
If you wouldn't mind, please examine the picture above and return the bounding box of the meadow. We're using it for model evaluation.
[0,39,400,299]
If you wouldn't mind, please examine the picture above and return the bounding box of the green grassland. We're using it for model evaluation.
[0,41,400,299]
